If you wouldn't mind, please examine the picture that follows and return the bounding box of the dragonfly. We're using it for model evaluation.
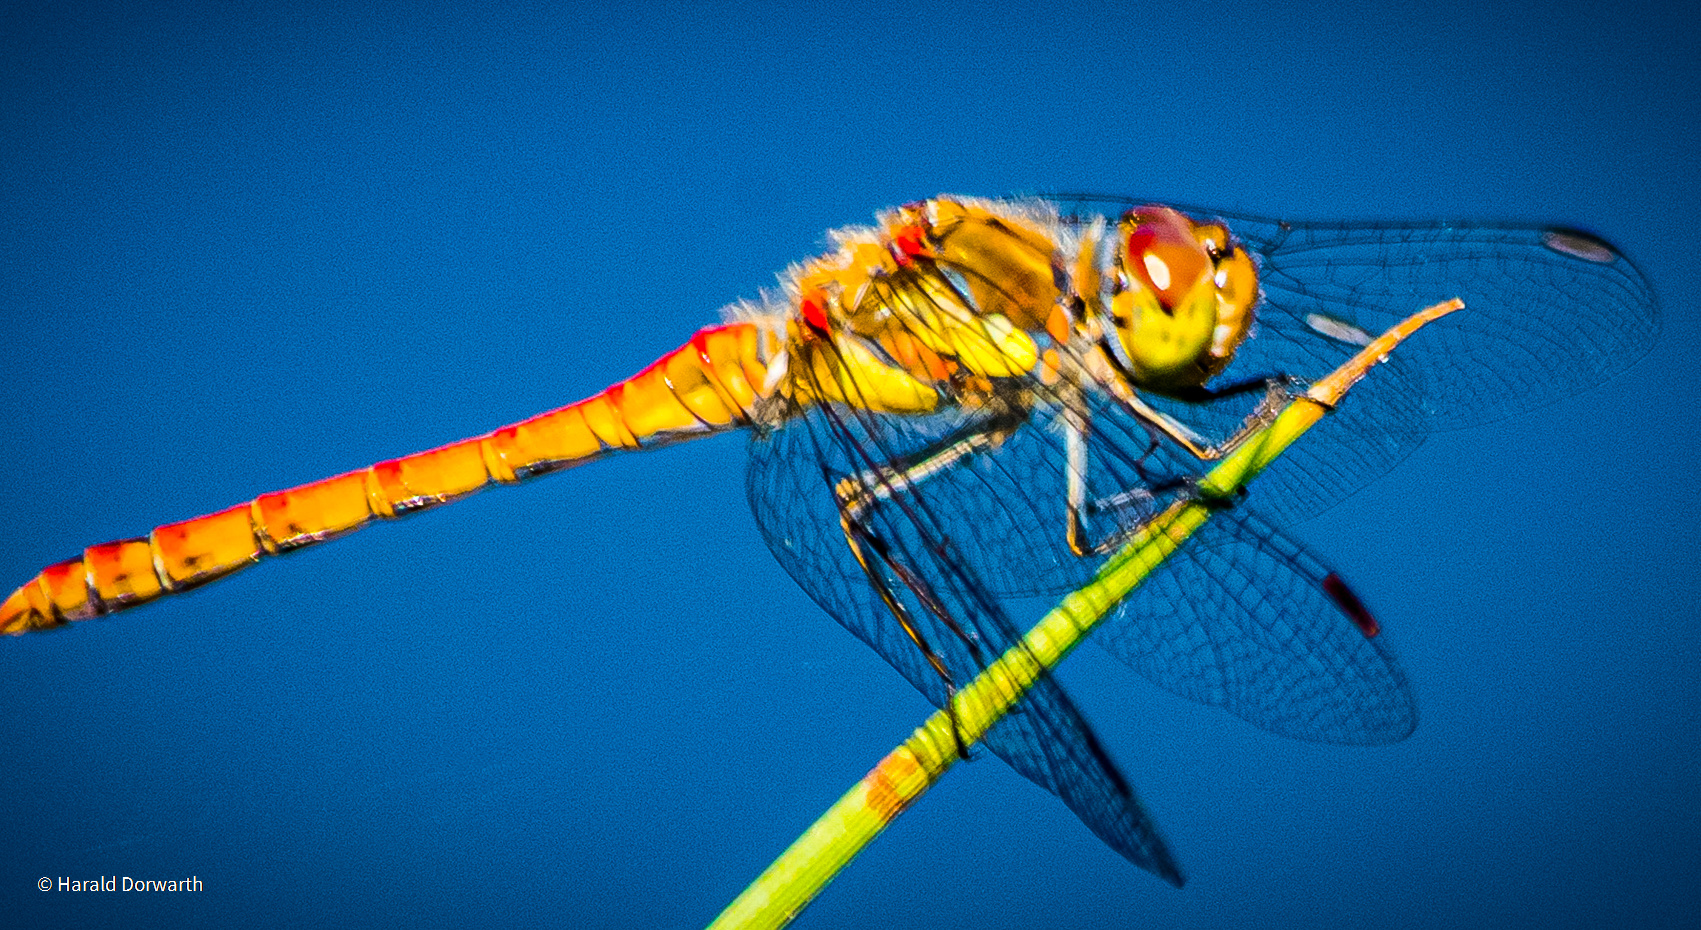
[2,196,1658,886]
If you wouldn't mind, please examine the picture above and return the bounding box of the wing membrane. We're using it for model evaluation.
[748,398,1184,884]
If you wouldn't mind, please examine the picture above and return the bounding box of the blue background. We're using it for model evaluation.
[3,2,1696,927]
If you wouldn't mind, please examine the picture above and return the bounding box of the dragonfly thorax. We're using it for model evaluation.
[767,198,1261,418]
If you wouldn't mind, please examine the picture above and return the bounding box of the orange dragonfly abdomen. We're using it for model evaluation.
[1,322,776,635]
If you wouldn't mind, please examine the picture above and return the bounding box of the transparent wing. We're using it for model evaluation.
[748,401,1184,884]
[1095,508,1417,745]
[1052,196,1660,525]
[745,383,1418,746]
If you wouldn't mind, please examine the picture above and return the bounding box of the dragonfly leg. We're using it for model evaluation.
[827,414,1034,758]
[1064,404,1141,557]
[1062,395,1254,557]
[831,410,1026,523]
[1060,372,1299,556]
[835,501,976,760]
[1114,375,1301,463]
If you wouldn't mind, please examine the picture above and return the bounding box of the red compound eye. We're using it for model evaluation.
[1124,207,1208,310]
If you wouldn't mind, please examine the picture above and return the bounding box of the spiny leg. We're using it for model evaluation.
[1064,381,1283,557]
[834,495,977,760]
[833,410,1025,527]
[1111,373,1304,463]
[825,410,1034,759]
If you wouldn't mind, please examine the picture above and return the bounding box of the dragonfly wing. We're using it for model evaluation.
[1094,507,1418,745]
[984,668,1183,884]
[1068,381,1430,552]
[748,404,1184,884]
[1052,197,1659,526]
[742,381,1418,747]
[1245,217,1659,429]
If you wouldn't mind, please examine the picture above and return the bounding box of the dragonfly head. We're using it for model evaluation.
[1106,206,1258,391]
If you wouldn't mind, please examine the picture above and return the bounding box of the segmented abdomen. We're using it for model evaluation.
[1,322,774,634]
